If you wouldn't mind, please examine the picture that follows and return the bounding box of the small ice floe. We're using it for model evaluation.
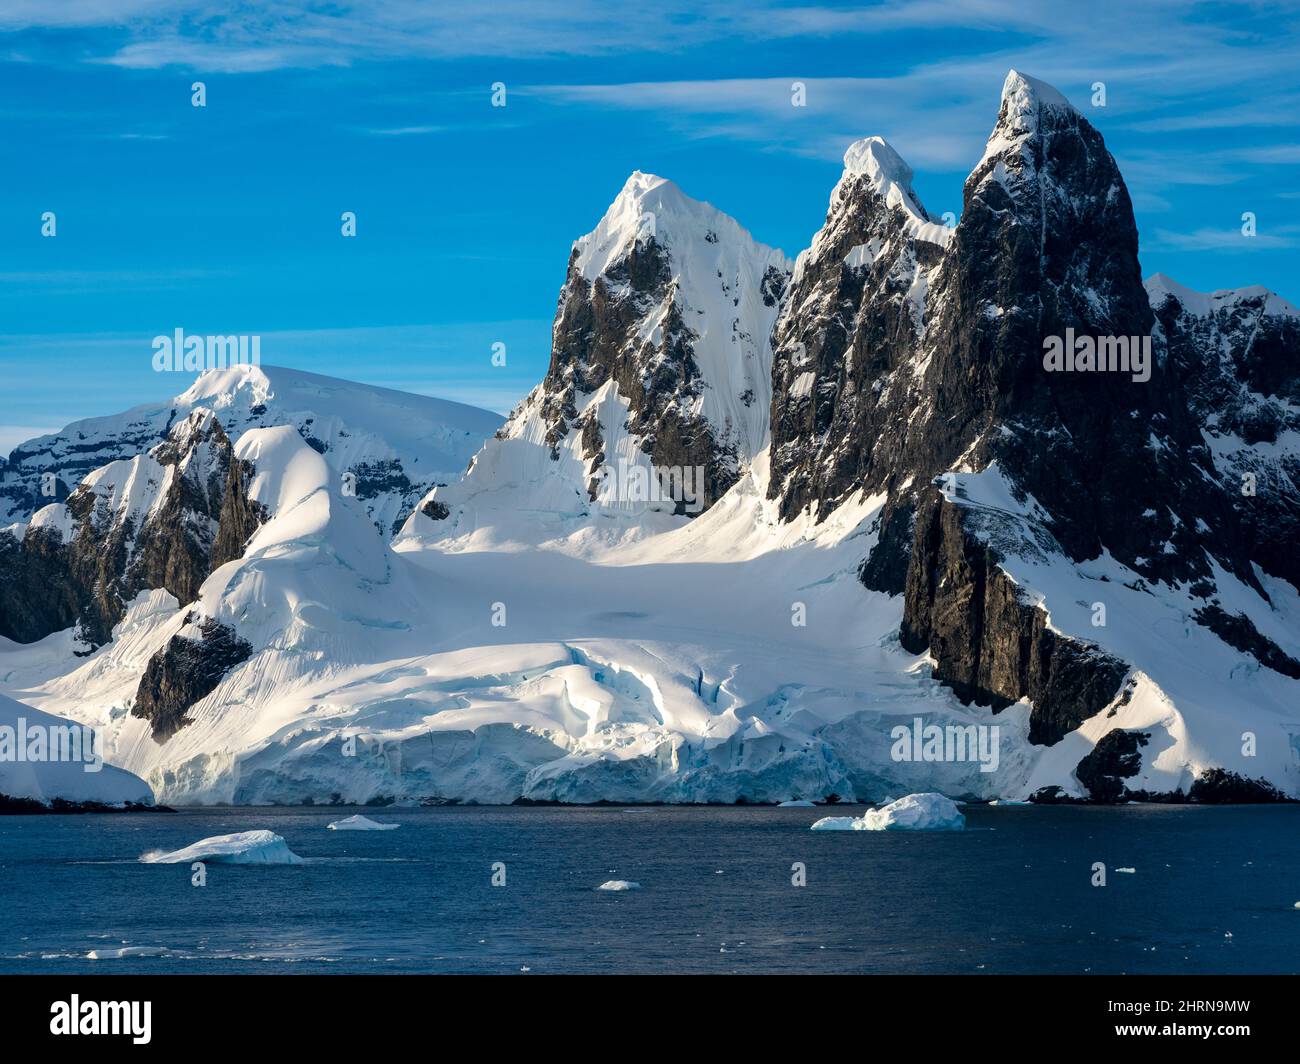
[778,800,817,808]
[811,793,965,832]
[595,880,640,891]
[1293,902,1300,910]
[988,799,1028,806]
[1116,867,1136,874]
[327,814,399,831]
[86,945,179,960]
[141,830,304,865]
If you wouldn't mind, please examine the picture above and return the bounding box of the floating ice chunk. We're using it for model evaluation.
[778,800,817,808]
[988,799,1028,806]
[811,793,965,832]
[862,793,965,831]
[1116,867,1136,874]
[141,829,304,865]
[595,880,640,891]
[327,814,399,831]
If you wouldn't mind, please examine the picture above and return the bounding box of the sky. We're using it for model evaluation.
[2,0,1299,452]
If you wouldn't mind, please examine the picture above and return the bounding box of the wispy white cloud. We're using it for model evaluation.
[367,125,444,137]
[1148,226,1300,252]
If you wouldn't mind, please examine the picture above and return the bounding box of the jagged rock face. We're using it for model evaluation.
[805,72,1300,736]
[63,410,238,645]
[0,411,164,524]
[910,74,1222,586]
[211,451,264,570]
[1193,604,1300,680]
[119,411,234,606]
[0,525,82,643]
[1074,729,1149,802]
[0,410,265,646]
[131,615,252,741]
[1150,277,1300,590]
[769,137,949,519]
[542,236,744,505]
[527,173,787,511]
[901,489,1129,745]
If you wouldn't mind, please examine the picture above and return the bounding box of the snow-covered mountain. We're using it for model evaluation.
[400,171,790,550]
[0,366,501,646]
[0,364,501,539]
[1,71,1297,807]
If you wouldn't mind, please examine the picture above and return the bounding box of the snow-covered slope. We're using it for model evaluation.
[400,172,790,551]
[4,460,1042,805]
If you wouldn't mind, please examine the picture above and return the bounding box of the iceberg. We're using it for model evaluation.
[595,880,640,891]
[327,814,399,831]
[811,793,965,832]
[778,800,817,808]
[141,829,304,865]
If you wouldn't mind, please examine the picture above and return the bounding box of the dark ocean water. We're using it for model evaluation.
[1,804,1297,974]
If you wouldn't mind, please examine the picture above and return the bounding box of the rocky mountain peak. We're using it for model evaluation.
[767,130,950,519]
[407,173,791,543]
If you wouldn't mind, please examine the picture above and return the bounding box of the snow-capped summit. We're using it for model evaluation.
[839,136,949,246]
[1000,69,1077,118]
[573,170,786,283]
[402,171,791,549]
[768,131,948,519]
[1146,272,1300,321]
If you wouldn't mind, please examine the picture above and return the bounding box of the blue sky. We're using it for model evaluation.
[2,1,1299,451]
